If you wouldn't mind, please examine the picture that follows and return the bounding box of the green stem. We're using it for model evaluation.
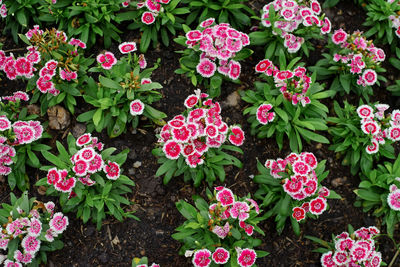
[389,245,400,267]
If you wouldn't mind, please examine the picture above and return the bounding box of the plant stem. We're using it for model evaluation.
[389,246,400,267]
[3,48,25,53]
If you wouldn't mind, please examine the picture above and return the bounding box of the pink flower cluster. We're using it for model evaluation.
[1,91,29,103]
[321,226,382,267]
[331,29,385,87]
[264,152,331,221]
[137,263,160,267]
[261,0,331,53]
[256,103,275,125]
[46,134,121,196]
[356,104,400,154]
[185,18,250,80]
[0,0,7,18]
[189,247,257,267]
[387,180,400,211]
[209,187,260,239]
[97,43,146,70]
[388,0,400,38]
[0,202,68,265]
[158,90,245,168]
[134,0,171,25]
[0,49,36,81]
[255,59,312,106]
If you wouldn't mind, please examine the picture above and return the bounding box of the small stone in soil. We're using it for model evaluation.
[72,123,86,138]
[331,177,347,187]
[37,186,47,195]
[47,105,71,130]
[133,161,142,168]
[140,250,146,256]
[27,104,40,115]
[224,91,240,108]
[128,168,135,175]
[315,143,323,149]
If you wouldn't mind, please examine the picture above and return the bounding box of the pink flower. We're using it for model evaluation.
[28,218,42,237]
[237,248,257,267]
[357,105,373,118]
[54,176,76,193]
[184,95,199,108]
[321,251,335,267]
[0,116,11,131]
[321,17,331,34]
[228,126,245,146]
[192,249,211,267]
[239,220,254,236]
[139,54,147,68]
[79,147,96,162]
[196,58,216,78]
[388,126,400,141]
[3,260,22,267]
[246,198,260,214]
[15,57,33,77]
[205,124,218,138]
[142,12,156,25]
[216,188,234,206]
[228,60,241,80]
[332,251,349,265]
[212,247,230,264]
[163,140,181,159]
[13,250,33,264]
[21,235,41,254]
[309,197,327,215]
[230,201,250,221]
[76,133,92,146]
[130,99,145,116]
[186,30,203,41]
[185,152,204,167]
[59,69,78,81]
[255,59,273,73]
[104,161,121,180]
[118,42,137,54]
[361,121,379,135]
[292,160,310,175]
[96,51,117,70]
[301,152,317,169]
[362,69,377,86]
[387,189,400,211]
[168,119,185,128]
[366,139,379,154]
[49,212,69,234]
[200,18,215,28]
[73,160,88,176]
[212,221,230,239]
[332,29,348,44]
[350,245,368,262]
[292,207,306,222]
[310,0,321,14]
[256,104,274,125]
[172,126,190,142]
[283,176,303,194]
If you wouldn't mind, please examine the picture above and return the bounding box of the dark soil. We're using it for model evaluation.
[0,0,400,266]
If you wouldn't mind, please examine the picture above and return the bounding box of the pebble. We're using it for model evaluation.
[47,105,71,130]
[131,128,137,135]
[133,161,142,168]
[37,186,47,195]
[331,177,347,187]
[128,168,135,175]
[140,250,146,256]
[224,91,241,107]
[315,143,323,149]
[72,123,86,138]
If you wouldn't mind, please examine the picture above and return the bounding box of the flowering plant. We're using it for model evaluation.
[77,44,166,137]
[132,257,160,267]
[181,0,254,30]
[254,152,340,235]
[328,101,397,176]
[306,225,383,267]
[118,0,189,52]
[354,155,400,237]
[249,0,331,60]
[15,26,94,114]
[153,90,244,187]
[174,18,252,97]
[39,0,124,48]
[0,91,50,191]
[388,47,400,95]
[364,0,400,45]
[173,187,268,267]
[312,29,386,99]
[242,57,332,152]
[0,192,68,266]
[36,133,137,229]
[0,0,43,43]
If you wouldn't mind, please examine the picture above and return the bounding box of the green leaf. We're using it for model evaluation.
[93,109,102,126]
[99,76,121,90]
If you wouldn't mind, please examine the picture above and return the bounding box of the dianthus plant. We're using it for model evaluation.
[18,26,94,114]
[77,43,166,138]
[173,187,268,267]
[131,257,160,267]
[328,101,397,176]
[0,91,50,191]
[254,152,340,235]
[39,0,124,48]
[364,0,400,46]
[174,18,252,97]
[36,133,137,229]
[118,0,189,52]
[312,29,386,99]
[249,0,331,60]
[241,57,332,152]
[306,225,383,267]
[181,0,255,30]
[388,47,400,96]
[153,90,244,187]
[0,192,68,266]
[0,0,42,43]
[354,155,400,237]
